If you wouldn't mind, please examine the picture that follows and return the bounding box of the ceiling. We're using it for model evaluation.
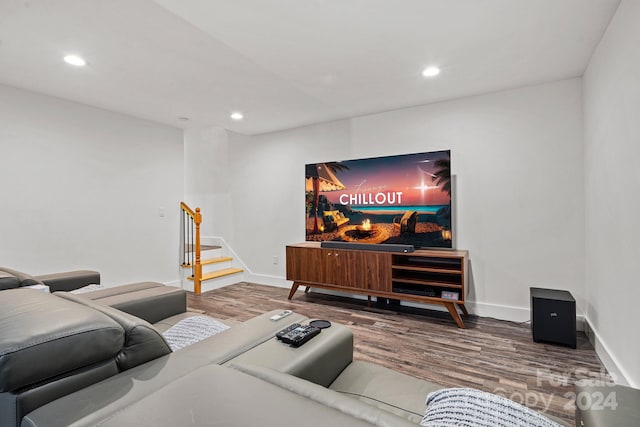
[0,0,620,135]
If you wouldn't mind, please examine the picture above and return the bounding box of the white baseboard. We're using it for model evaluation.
[245,273,291,289]
[164,280,182,288]
[582,318,634,387]
[461,301,585,331]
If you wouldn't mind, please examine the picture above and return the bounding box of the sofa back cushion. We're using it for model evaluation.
[57,292,172,371]
[0,289,124,393]
[0,271,19,291]
[0,267,44,288]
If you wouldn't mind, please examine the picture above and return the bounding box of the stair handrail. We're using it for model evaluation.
[180,201,196,217]
[180,202,203,294]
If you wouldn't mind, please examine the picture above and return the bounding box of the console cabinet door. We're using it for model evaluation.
[334,250,391,292]
[286,246,391,292]
[286,246,331,284]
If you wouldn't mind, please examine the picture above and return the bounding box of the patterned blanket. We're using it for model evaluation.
[420,388,561,427]
[162,315,230,351]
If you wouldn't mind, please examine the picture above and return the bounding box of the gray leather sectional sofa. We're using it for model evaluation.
[0,273,572,427]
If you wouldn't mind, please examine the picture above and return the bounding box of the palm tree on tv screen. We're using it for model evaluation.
[306,162,349,234]
[431,158,451,196]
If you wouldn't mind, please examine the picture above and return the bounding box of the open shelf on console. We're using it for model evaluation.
[392,255,463,271]
[391,253,465,303]
[391,269,463,286]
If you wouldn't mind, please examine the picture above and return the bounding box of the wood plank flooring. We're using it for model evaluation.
[187,282,609,425]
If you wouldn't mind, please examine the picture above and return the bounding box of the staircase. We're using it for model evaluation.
[180,203,244,294]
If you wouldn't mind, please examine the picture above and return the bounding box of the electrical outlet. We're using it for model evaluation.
[273,256,278,265]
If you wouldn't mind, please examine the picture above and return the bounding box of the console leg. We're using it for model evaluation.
[304,286,310,294]
[287,283,300,300]
[443,302,465,329]
[459,304,469,317]
[367,295,371,307]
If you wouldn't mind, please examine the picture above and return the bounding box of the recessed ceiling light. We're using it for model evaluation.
[64,55,86,66]
[422,66,440,78]
[230,112,244,120]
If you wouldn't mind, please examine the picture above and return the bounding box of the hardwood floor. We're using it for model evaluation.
[187,282,609,425]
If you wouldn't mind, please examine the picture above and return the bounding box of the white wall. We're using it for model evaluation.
[226,79,585,320]
[583,0,640,387]
[228,119,353,279]
[0,85,184,285]
[183,127,233,239]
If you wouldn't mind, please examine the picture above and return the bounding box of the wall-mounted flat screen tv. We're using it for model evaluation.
[305,150,452,249]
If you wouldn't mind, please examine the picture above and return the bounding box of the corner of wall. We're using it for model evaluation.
[583,316,634,387]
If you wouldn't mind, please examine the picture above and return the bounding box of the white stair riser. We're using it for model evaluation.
[179,258,235,279]
[180,271,244,292]
[182,248,223,263]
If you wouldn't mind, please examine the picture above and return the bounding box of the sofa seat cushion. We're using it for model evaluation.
[77,282,186,324]
[329,360,443,424]
[153,312,240,334]
[77,282,161,299]
[35,270,99,292]
[23,364,407,427]
[0,289,124,392]
[420,388,562,427]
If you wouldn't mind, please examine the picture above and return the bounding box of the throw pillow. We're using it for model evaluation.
[420,388,561,427]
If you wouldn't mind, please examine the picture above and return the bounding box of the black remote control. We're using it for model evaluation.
[281,325,310,344]
[289,325,321,347]
[276,323,301,343]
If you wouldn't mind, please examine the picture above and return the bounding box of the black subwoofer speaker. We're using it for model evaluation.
[530,287,576,349]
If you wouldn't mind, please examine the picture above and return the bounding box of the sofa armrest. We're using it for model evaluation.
[224,320,353,387]
[328,360,441,423]
[35,270,100,292]
[575,380,640,427]
[231,364,417,427]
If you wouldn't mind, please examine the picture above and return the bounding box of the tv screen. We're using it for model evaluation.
[305,150,452,249]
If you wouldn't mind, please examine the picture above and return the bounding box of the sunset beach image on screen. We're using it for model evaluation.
[305,150,452,249]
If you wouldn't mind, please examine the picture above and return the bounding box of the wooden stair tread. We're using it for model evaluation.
[188,268,243,281]
[181,256,233,268]
[202,256,233,265]
[184,244,221,252]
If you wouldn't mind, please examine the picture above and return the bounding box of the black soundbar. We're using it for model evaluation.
[320,241,415,253]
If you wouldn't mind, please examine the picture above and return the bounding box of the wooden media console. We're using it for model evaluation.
[286,242,469,328]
